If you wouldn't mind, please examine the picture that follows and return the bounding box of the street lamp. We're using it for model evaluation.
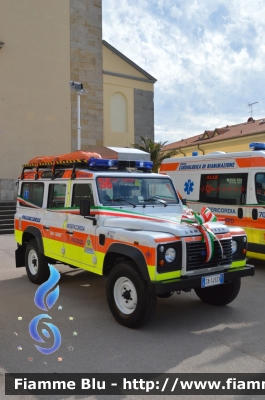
[69,81,87,150]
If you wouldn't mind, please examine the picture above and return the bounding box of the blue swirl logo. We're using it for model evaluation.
[29,264,61,355]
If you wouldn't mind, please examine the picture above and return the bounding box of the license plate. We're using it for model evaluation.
[201,273,224,288]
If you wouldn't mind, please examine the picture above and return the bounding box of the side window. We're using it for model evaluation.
[255,173,265,204]
[20,182,44,207]
[199,173,248,205]
[47,184,66,208]
[71,184,94,207]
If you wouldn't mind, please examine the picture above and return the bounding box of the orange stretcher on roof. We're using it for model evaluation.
[27,151,102,166]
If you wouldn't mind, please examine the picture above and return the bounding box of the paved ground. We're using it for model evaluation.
[0,234,264,399]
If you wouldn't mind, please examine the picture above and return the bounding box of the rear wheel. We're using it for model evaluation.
[194,278,241,306]
[106,261,157,328]
[25,239,50,284]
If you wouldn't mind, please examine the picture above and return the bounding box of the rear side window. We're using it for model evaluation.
[47,184,66,208]
[20,182,44,207]
[199,173,248,205]
[255,173,265,204]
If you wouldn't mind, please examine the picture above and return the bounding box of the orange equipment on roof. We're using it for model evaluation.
[27,151,102,165]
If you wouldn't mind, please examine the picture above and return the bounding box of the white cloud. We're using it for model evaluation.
[102,0,265,144]
[170,6,183,19]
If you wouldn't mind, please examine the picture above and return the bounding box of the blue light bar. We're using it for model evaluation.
[88,158,118,168]
[249,142,265,151]
[135,161,153,170]
[192,151,198,156]
[87,158,153,171]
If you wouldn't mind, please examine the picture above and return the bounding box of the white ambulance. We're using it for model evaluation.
[160,142,265,261]
[15,150,254,328]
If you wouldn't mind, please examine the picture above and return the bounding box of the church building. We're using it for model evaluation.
[0,0,156,201]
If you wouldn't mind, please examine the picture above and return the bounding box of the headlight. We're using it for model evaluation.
[231,240,238,254]
[165,247,176,263]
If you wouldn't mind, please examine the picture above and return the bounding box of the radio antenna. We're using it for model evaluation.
[248,102,258,118]
[127,143,131,172]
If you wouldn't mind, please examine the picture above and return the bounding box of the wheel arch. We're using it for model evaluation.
[16,226,45,268]
[103,243,150,281]
[22,226,44,254]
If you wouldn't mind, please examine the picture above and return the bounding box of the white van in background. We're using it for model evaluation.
[160,142,265,261]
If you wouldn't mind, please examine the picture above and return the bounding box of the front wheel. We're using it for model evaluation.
[25,239,50,284]
[106,261,157,328]
[194,278,241,306]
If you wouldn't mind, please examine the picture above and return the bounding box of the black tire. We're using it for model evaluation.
[106,261,157,328]
[157,291,174,298]
[194,278,241,306]
[25,239,50,284]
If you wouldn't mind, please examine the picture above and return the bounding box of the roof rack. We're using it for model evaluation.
[20,158,153,180]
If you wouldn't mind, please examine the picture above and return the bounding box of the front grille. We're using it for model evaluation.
[186,238,232,271]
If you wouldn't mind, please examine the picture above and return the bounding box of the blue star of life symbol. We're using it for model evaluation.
[24,188,29,200]
[184,179,194,195]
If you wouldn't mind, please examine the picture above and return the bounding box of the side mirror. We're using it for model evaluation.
[182,198,187,206]
[80,199,90,216]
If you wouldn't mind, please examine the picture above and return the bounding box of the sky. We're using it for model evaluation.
[102,0,265,144]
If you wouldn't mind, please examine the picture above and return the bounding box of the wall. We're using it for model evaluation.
[70,0,103,150]
[0,0,71,199]
[103,79,135,147]
[102,44,155,147]
[134,89,154,144]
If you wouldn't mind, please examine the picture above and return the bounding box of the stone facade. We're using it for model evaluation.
[134,89,154,145]
[70,0,103,150]
[0,179,18,201]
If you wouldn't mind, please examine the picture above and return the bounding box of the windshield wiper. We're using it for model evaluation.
[112,198,137,208]
[144,196,167,206]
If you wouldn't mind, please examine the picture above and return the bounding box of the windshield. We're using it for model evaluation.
[96,176,179,206]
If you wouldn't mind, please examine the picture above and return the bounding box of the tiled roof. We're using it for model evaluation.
[163,118,265,151]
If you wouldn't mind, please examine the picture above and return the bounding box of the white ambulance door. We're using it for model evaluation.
[42,182,68,259]
[247,170,265,257]
[64,182,97,269]
[199,171,248,232]
[179,172,201,212]
[160,162,202,211]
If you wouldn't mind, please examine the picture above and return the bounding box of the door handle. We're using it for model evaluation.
[252,208,258,220]
[43,226,50,230]
[66,230,74,235]
[238,208,243,219]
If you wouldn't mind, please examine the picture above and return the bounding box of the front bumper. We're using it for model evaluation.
[148,264,255,294]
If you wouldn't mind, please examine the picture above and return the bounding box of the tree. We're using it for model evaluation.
[133,136,178,172]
